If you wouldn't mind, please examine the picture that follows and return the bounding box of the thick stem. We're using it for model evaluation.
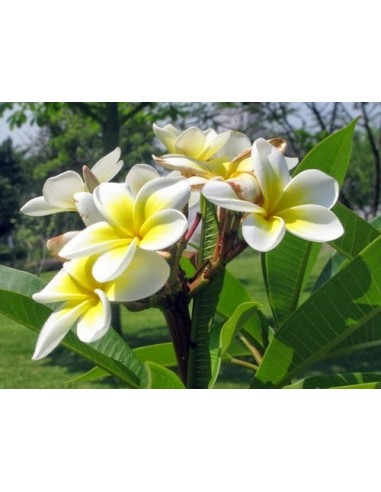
[160,291,192,386]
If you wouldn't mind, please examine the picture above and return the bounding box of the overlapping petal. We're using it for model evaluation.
[105,248,170,302]
[126,164,160,197]
[279,205,344,242]
[32,300,90,360]
[153,154,212,178]
[43,171,85,209]
[59,221,128,259]
[93,183,135,235]
[32,268,89,303]
[20,196,63,216]
[242,214,286,252]
[74,192,105,226]
[139,210,188,250]
[90,147,123,182]
[76,289,111,343]
[203,180,262,213]
[92,239,138,283]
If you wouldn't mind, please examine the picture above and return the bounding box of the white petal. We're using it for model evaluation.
[201,130,231,160]
[175,127,207,158]
[153,123,179,153]
[285,157,299,170]
[252,138,291,206]
[139,210,188,250]
[74,192,105,226]
[59,222,126,259]
[106,248,170,302]
[20,196,63,216]
[94,182,135,235]
[202,180,263,213]
[43,171,84,209]
[32,301,89,360]
[92,238,138,282]
[134,176,190,227]
[153,154,211,178]
[242,213,286,252]
[275,170,339,212]
[76,289,111,343]
[90,147,123,182]
[125,164,160,197]
[32,268,88,303]
[217,131,251,159]
[279,204,344,242]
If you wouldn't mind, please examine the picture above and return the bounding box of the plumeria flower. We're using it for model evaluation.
[153,123,231,160]
[203,138,344,252]
[32,252,170,359]
[20,147,123,225]
[59,164,190,283]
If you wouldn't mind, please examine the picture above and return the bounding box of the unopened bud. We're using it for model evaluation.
[47,231,80,260]
[227,173,262,205]
[82,165,100,193]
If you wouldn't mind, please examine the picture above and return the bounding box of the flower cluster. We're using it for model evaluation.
[23,123,344,359]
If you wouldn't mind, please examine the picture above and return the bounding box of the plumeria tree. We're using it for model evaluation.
[2,118,381,389]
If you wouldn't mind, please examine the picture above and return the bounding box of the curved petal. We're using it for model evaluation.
[285,156,299,170]
[203,180,264,213]
[76,289,111,343]
[63,256,97,292]
[32,268,89,303]
[279,204,344,242]
[32,300,89,360]
[217,131,251,160]
[90,147,123,182]
[59,222,127,259]
[74,192,105,226]
[153,154,212,178]
[20,196,64,216]
[139,210,187,250]
[275,170,339,213]
[251,138,290,207]
[125,164,160,197]
[153,123,179,153]
[242,213,286,252]
[134,176,190,227]
[94,182,135,235]
[43,171,84,209]
[47,231,80,259]
[175,127,207,158]
[92,238,138,282]
[200,130,231,160]
[105,248,170,302]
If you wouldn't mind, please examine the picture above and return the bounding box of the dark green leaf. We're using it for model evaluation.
[133,343,176,367]
[251,236,381,388]
[141,362,185,389]
[285,372,381,389]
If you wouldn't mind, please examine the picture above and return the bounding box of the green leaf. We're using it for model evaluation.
[141,362,185,389]
[188,269,225,389]
[251,235,381,388]
[285,372,381,389]
[216,270,251,319]
[133,343,177,367]
[220,302,267,355]
[331,203,380,258]
[262,236,320,327]
[294,118,358,185]
[313,205,381,291]
[0,265,144,388]
[65,366,109,385]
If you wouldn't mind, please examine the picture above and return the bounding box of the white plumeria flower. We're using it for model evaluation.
[20,147,123,226]
[32,252,170,359]
[203,138,344,252]
[59,164,190,283]
[153,123,231,160]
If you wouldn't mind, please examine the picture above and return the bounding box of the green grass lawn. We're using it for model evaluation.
[1,247,381,388]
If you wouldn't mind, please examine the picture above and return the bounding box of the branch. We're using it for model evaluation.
[67,102,104,124]
[120,102,152,124]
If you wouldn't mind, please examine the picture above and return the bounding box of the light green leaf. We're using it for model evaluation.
[251,235,381,388]
[133,343,177,367]
[0,265,144,388]
[141,362,185,389]
[285,372,381,389]
[217,270,251,319]
[65,366,109,385]
[293,118,358,184]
